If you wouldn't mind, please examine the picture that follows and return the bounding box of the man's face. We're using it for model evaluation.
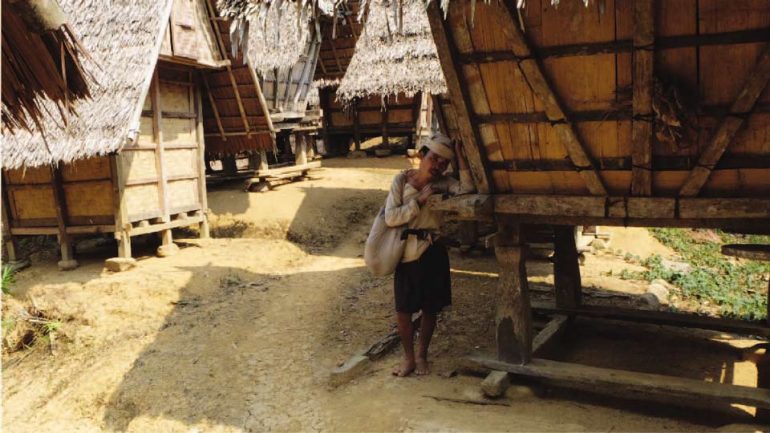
[420,150,451,178]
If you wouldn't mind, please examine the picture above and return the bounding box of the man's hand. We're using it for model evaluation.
[454,139,469,170]
[416,185,435,205]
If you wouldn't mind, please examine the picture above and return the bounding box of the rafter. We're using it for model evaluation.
[499,1,607,196]
[425,1,492,193]
[202,74,226,140]
[226,65,250,135]
[679,44,770,197]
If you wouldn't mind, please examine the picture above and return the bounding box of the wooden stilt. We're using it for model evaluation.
[1,184,20,263]
[494,218,532,364]
[382,99,389,147]
[50,163,77,270]
[258,149,269,172]
[117,233,132,258]
[294,133,308,166]
[353,99,362,151]
[222,155,238,175]
[553,225,582,309]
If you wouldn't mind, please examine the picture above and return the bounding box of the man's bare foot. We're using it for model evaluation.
[392,359,416,377]
[415,357,430,375]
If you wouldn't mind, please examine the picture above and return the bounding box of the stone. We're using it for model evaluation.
[348,150,367,159]
[637,293,660,310]
[481,370,511,398]
[157,243,180,257]
[660,258,692,274]
[591,238,608,250]
[329,354,371,387]
[105,257,137,272]
[57,259,79,271]
[646,283,670,305]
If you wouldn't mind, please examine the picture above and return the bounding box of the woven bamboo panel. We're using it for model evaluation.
[164,149,197,178]
[120,150,158,184]
[124,184,161,221]
[167,179,199,211]
[61,156,111,182]
[160,82,192,112]
[8,187,56,220]
[64,181,114,218]
[161,118,196,146]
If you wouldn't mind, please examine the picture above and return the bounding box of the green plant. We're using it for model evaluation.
[644,229,770,320]
[2,265,15,295]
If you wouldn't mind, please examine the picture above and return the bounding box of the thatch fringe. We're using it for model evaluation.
[336,0,447,103]
[1,0,93,133]
[2,0,174,169]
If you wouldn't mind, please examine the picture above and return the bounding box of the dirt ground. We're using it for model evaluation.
[2,156,767,432]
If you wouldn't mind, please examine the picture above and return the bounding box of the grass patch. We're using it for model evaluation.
[641,228,770,320]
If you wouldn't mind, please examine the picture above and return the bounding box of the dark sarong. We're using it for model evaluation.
[393,243,451,314]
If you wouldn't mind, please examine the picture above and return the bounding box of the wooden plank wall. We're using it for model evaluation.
[440,0,770,198]
[201,18,274,155]
[325,91,422,136]
[120,63,205,223]
[4,157,115,228]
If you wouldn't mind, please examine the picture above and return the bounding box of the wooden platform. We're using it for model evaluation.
[243,161,321,191]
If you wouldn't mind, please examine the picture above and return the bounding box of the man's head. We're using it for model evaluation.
[417,133,454,179]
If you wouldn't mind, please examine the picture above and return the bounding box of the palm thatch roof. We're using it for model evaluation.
[2,0,174,169]
[336,0,446,103]
[217,0,334,74]
[1,0,93,133]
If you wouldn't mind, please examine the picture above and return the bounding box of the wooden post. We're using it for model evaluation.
[1,184,20,263]
[258,149,269,172]
[494,217,532,364]
[110,154,131,258]
[553,225,582,309]
[194,73,210,239]
[50,163,77,269]
[320,88,332,155]
[151,70,173,252]
[353,99,362,151]
[294,133,308,166]
[631,0,655,196]
[381,98,389,148]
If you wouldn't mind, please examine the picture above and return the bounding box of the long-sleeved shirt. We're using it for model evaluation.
[384,169,475,263]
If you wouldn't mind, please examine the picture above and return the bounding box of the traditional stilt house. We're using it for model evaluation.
[424,0,770,411]
[334,0,446,152]
[2,0,230,269]
[204,1,326,187]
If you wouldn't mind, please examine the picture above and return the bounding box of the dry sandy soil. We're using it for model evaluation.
[2,156,767,432]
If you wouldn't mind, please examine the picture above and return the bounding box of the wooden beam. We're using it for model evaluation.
[467,356,770,410]
[202,74,226,140]
[329,38,344,73]
[50,163,76,266]
[679,44,770,197]
[426,1,491,193]
[425,194,493,221]
[630,0,654,196]
[353,99,361,150]
[498,1,606,196]
[532,302,770,338]
[110,154,131,258]
[226,65,251,134]
[494,218,532,364]
[151,69,173,250]
[246,62,278,153]
[381,98,389,147]
[532,315,569,357]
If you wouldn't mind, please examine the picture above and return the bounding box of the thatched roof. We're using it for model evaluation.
[217,0,334,74]
[2,0,174,169]
[336,0,446,102]
[1,0,93,133]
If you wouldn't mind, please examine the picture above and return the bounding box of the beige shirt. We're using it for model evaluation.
[384,169,475,263]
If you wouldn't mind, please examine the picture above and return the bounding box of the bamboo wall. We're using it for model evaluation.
[3,156,114,229]
[160,0,221,66]
[435,0,770,198]
[121,63,206,223]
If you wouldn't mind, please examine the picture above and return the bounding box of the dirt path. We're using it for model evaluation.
[2,156,761,432]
